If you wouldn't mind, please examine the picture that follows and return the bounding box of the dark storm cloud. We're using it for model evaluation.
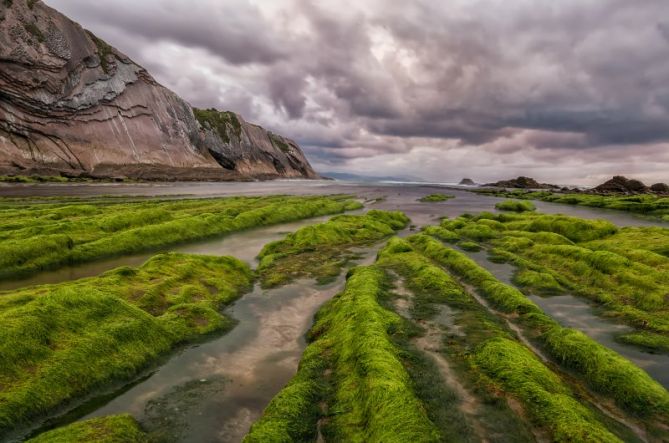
[45,0,669,183]
[49,1,286,64]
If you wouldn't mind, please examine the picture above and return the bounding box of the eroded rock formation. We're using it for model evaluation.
[650,183,669,194]
[0,1,317,180]
[483,176,558,189]
[592,176,649,194]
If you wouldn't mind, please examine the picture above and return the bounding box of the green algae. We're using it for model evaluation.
[257,210,409,287]
[26,414,148,443]
[0,195,361,280]
[617,331,669,354]
[377,238,625,441]
[476,189,669,220]
[248,235,640,442]
[495,199,536,212]
[475,338,620,442]
[418,193,455,203]
[245,266,440,443]
[458,240,481,252]
[0,253,252,434]
[411,232,669,420]
[448,212,669,351]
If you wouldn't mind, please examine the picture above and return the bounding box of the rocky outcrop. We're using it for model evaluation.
[483,176,558,189]
[458,178,476,186]
[592,176,649,194]
[650,183,669,194]
[194,109,317,178]
[0,1,317,180]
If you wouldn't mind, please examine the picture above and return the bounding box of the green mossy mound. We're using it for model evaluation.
[245,266,440,442]
[0,253,252,434]
[27,414,148,443]
[257,210,409,287]
[0,195,361,280]
[412,232,669,419]
[476,189,669,220]
[418,193,455,202]
[495,199,536,212]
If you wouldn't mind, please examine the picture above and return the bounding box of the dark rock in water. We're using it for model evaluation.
[0,1,316,180]
[483,176,558,189]
[650,183,669,194]
[458,178,476,185]
[593,176,649,194]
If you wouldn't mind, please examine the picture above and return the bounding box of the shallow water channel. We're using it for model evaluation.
[86,276,352,442]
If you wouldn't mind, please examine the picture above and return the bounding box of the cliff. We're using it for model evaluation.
[0,0,317,180]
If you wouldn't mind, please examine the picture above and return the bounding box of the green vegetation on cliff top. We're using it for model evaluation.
[193,108,242,143]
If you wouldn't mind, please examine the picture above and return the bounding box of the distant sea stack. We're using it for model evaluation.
[483,176,558,189]
[0,1,317,180]
[458,178,476,186]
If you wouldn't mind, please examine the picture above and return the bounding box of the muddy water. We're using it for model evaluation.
[457,247,669,390]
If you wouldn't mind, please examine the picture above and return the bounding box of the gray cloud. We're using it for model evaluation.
[45,0,669,184]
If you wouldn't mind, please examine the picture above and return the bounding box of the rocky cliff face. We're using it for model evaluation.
[194,109,317,179]
[0,0,317,180]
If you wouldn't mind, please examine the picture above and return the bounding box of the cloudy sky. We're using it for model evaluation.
[47,0,669,185]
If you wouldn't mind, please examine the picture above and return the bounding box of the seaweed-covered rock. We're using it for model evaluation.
[650,183,669,194]
[483,176,557,189]
[593,176,649,194]
[0,1,316,180]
